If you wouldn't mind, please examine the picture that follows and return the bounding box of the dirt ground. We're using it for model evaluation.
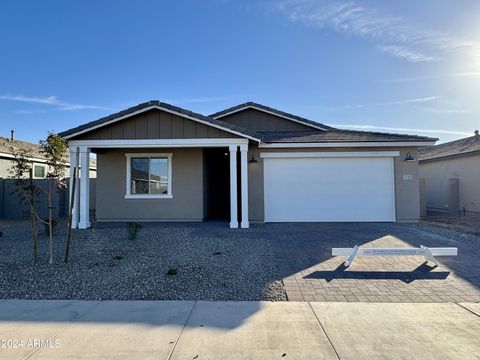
[422,211,480,235]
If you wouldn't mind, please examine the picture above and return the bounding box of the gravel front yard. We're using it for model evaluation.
[422,212,480,237]
[0,221,286,301]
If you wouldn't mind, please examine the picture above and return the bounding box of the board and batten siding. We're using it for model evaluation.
[75,109,240,140]
[218,108,315,132]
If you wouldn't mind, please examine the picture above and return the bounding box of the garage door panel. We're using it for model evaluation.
[264,157,395,222]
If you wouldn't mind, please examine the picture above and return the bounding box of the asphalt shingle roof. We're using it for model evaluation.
[259,130,436,143]
[59,100,437,145]
[0,137,46,159]
[418,132,480,162]
[0,136,96,168]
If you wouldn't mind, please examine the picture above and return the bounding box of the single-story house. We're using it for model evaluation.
[59,101,437,229]
[419,130,480,214]
[0,131,97,179]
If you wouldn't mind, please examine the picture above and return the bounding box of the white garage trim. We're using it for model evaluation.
[263,156,396,222]
[260,151,400,158]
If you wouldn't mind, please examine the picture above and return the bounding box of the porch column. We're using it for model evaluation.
[229,145,238,229]
[78,146,90,229]
[240,144,249,228]
[68,146,80,229]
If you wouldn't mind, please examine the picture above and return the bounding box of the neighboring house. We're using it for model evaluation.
[0,133,97,179]
[0,132,97,220]
[418,130,480,214]
[59,101,437,229]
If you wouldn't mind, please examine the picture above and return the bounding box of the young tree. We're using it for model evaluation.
[9,148,41,264]
[64,166,77,264]
[39,133,68,264]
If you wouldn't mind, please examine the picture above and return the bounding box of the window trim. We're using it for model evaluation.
[32,163,47,179]
[125,153,173,199]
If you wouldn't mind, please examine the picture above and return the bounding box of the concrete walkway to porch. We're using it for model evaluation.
[0,300,479,359]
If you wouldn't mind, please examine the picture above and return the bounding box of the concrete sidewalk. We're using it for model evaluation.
[0,300,478,360]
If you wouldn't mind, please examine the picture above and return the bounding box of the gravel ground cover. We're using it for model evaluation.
[422,212,480,236]
[0,220,286,301]
[415,222,480,248]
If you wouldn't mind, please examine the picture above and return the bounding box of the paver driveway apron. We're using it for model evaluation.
[270,222,480,303]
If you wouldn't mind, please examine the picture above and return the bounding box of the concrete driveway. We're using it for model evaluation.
[0,300,479,360]
[269,223,480,302]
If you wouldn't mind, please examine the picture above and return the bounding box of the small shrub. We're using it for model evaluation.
[166,268,177,276]
[126,222,143,240]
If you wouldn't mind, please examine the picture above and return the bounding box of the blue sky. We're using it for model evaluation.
[1,0,479,144]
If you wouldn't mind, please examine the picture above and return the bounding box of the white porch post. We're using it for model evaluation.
[69,146,80,229]
[229,145,238,229]
[78,146,90,229]
[240,144,249,228]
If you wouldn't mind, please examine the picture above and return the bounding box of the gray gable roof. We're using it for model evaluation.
[211,102,436,143]
[59,100,261,141]
[418,131,480,162]
[0,137,96,168]
[260,130,437,143]
[210,102,333,131]
[0,136,46,160]
[59,100,438,145]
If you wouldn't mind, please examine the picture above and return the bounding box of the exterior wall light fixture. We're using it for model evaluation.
[404,152,416,162]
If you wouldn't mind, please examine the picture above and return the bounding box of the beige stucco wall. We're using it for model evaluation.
[419,154,480,213]
[96,148,204,221]
[247,145,421,223]
[95,145,423,223]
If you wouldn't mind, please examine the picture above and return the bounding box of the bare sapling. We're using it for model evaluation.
[64,166,77,264]
[39,132,68,264]
[9,148,42,264]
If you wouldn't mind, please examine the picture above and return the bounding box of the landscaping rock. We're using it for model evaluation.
[0,220,287,301]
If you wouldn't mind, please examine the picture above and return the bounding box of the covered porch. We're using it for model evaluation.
[68,138,250,229]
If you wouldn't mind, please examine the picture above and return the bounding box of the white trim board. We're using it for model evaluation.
[259,141,436,148]
[68,138,248,148]
[0,152,49,164]
[212,105,329,131]
[260,151,400,159]
[63,105,261,142]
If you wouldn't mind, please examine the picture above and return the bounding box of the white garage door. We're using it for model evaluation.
[263,154,396,222]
